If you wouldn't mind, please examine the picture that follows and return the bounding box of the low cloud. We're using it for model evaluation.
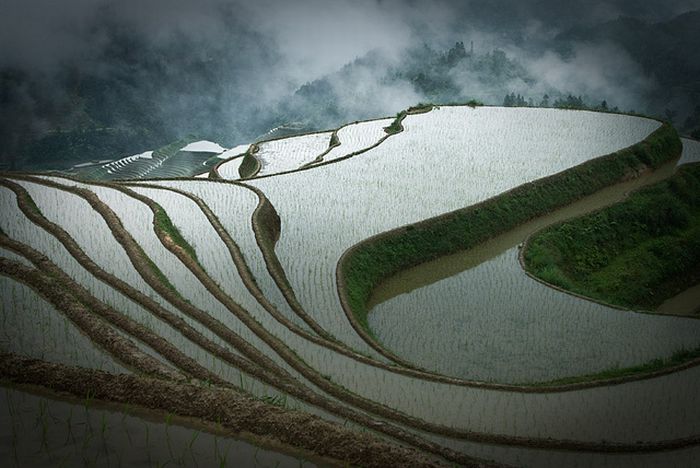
[522,42,657,110]
[0,0,695,168]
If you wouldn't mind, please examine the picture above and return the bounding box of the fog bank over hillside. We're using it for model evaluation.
[1,0,699,169]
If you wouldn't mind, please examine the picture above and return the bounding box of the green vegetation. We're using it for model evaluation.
[22,192,42,216]
[22,127,161,171]
[341,122,681,331]
[384,111,407,135]
[503,92,626,113]
[536,346,700,386]
[153,206,199,263]
[238,149,261,179]
[438,99,484,107]
[259,394,288,408]
[255,199,281,246]
[383,103,435,135]
[524,163,700,310]
[407,103,434,113]
[139,244,180,295]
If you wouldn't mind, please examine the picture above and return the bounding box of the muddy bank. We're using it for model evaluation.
[4,176,504,466]
[0,353,451,468]
[339,121,680,382]
[0,383,319,468]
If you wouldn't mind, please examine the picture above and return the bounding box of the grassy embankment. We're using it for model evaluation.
[536,346,700,386]
[238,145,261,179]
[383,103,437,134]
[341,121,681,333]
[524,162,700,312]
[384,110,410,134]
[153,205,199,263]
[384,101,482,134]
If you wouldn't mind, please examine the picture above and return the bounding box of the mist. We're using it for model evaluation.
[1,0,699,169]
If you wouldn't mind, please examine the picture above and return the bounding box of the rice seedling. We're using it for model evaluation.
[130,180,311,331]
[370,245,700,382]
[0,274,125,372]
[319,118,394,164]
[250,131,334,177]
[253,107,660,347]
[3,106,700,468]
[678,138,700,165]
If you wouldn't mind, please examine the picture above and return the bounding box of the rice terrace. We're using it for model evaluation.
[3,1,700,467]
[1,102,699,467]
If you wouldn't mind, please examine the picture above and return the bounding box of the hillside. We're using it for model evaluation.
[2,106,700,467]
[524,141,700,312]
[555,10,700,129]
[5,9,700,174]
